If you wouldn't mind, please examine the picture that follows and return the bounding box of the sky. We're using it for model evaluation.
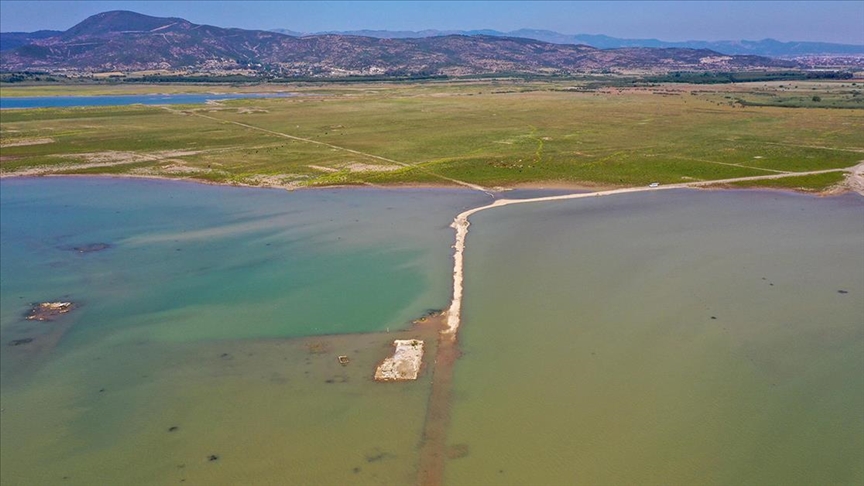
[0,1,862,44]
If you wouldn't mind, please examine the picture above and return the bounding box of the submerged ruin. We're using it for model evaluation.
[374,339,424,381]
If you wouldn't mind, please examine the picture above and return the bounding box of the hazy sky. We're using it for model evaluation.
[1,1,862,44]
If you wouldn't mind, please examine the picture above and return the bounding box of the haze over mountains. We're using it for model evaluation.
[0,10,848,77]
[272,28,864,58]
[6,25,860,59]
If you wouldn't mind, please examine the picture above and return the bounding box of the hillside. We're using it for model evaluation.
[0,30,63,51]
[275,28,864,57]
[0,10,797,76]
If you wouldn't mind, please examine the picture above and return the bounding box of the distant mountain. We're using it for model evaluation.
[268,28,306,37]
[1,10,797,76]
[276,28,864,57]
[0,30,63,51]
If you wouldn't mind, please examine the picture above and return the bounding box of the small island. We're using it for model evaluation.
[26,302,75,321]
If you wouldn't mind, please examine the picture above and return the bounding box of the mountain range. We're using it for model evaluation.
[0,30,63,51]
[272,28,864,58]
[6,26,860,59]
[0,10,804,76]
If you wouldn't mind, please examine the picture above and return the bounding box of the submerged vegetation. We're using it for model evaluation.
[1,78,862,192]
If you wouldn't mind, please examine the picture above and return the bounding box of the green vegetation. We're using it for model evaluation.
[0,72,67,84]
[698,80,864,109]
[720,172,847,192]
[2,80,862,191]
[646,70,853,85]
[734,91,863,109]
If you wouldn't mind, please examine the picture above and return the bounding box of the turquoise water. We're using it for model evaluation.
[0,177,487,485]
[0,178,488,346]
[446,190,864,485]
[0,93,294,109]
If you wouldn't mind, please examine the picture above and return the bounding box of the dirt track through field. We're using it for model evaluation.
[165,107,494,194]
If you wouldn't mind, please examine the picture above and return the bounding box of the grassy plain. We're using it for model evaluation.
[1,79,862,191]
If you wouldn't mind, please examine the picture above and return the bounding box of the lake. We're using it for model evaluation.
[0,93,294,109]
[0,177,488,485]
[446,189,864,485]
[1,177,861,485]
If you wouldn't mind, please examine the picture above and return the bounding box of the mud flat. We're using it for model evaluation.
[374,339,424,381]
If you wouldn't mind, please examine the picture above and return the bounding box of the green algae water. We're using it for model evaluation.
[446,190,864,485]
[0,177,488,485]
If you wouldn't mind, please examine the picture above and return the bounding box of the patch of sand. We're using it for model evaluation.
[344,162,401,172]
[64,151,155,164]
[60,150,201,164]
[308,162,401,173]
[228,174,307,190]
[1,138,55,147]
[0,149,210,178]
[307,165,339,173]
[236,107,269,114]
[827,161,864,196]
[130,163,203,175]
[848,162,864,195]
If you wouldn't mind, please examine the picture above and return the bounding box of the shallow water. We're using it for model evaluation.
[0,93,294,109]
[0,177,487,485]
[446,190,864,485]
[2,179,862,485]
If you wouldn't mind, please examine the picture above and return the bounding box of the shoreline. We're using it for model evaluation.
[441,162,863,338]
[2,169,861,197]
[417,161,863,482]
[4,165,861,486]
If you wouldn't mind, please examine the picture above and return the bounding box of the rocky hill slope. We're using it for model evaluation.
[284,28,864,57]
[0,10,797,76]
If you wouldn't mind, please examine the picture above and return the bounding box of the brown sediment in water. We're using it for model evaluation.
[305,340,332,355]
[3,318,76,377]
[3,302,79,374]
[416,316,462,486]
[420,170,863,484]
